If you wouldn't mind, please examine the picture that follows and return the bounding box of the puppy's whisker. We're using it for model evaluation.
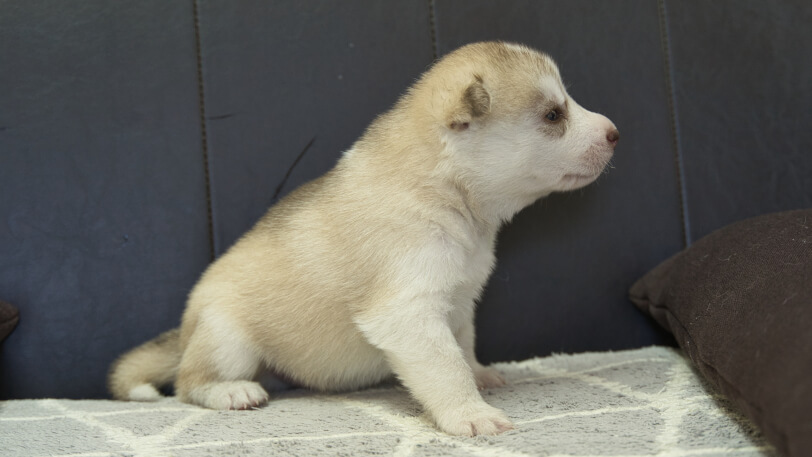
[602,159,616,175]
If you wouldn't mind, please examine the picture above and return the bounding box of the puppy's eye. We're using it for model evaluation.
[545,109,562,122]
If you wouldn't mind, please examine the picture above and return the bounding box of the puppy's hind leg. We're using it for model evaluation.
[176,314,269,410]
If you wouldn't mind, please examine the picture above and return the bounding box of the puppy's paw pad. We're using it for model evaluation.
[437,404,513,436]
[474,366,507,390]
[206,381,269,410]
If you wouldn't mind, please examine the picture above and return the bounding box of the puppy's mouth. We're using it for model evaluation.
[559,172,601,189]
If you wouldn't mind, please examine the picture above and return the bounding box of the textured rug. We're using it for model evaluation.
[0,347,779,457]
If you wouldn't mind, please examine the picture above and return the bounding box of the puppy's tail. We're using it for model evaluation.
[108,328,181,401]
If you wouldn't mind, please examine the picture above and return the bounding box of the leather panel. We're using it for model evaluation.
[0,1,209,398]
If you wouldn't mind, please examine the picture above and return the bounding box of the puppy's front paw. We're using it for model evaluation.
[203,381,269,410]
[474,366,506,390]
[435,402,513,436]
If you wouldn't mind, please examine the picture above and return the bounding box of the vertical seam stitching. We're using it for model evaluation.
[658,0,691,248]
[192,0,216,261]
[428,0,438,61]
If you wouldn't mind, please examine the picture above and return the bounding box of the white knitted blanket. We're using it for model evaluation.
[0,347,779,457]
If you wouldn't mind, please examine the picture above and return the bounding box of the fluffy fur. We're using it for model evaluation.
[109,41,619,436]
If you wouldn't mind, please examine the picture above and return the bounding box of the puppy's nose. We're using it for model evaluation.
[606,128,620,147]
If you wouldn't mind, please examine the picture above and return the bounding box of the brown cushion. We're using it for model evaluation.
[629,209,812,457]
[0,300,19,342]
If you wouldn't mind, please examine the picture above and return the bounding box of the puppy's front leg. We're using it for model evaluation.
[455,309,507,390]
[358,304,513,436]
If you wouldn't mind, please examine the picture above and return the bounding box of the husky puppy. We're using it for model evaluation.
[109,41,619,436]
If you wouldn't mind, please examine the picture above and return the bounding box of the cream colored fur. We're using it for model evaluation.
[108,41,619,436]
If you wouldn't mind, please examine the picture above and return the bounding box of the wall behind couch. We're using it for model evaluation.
[1,0,809,399]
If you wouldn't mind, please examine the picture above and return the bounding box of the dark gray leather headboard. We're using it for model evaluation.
[1,0,810,399]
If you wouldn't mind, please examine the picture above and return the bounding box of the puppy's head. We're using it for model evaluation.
[423,42,619,215]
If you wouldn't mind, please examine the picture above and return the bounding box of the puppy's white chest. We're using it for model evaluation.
[449,231,496,304]
[462,236,496,288]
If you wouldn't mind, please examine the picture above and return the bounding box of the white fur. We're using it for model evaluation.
[186,381,269,411]
[202,308,262,381]
[127,384,162,402]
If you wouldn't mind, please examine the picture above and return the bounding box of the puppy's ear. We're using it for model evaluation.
[447,75,490,132]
